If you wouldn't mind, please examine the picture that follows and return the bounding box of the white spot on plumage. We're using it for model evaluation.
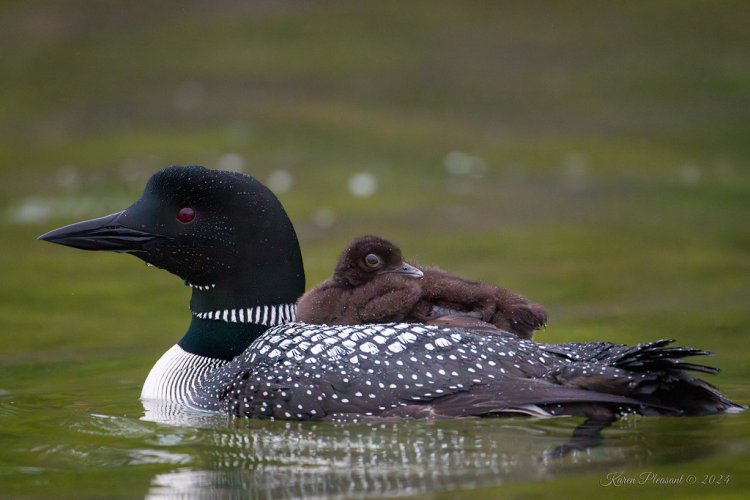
[350,330,370,341]
[397,331,417,344]
[360,342,378,354]
[388,342,405,353]
[435,338,451,348]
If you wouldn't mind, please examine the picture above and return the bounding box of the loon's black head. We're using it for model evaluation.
[39,166,305,314]
[332,235,423,287]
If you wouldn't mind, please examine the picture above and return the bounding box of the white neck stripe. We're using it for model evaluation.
[191,303,296,326]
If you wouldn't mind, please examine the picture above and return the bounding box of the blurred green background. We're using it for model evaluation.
[1,1,749,498]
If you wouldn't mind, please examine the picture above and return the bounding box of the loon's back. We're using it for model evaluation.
[190,322,743,421]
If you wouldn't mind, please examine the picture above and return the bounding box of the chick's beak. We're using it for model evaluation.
[386,261,424,278]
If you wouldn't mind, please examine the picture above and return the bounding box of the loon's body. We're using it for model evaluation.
[39,166,743,422]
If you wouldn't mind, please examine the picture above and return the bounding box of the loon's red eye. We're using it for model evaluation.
[177,207,195,223]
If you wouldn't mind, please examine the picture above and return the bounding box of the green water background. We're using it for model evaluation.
[1,1,749,498]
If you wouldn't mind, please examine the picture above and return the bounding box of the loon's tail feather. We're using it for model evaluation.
[607,339,719,375]
[545,339,744,416]
[545,339,717,373]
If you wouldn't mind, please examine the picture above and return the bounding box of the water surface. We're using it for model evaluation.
[1,354,748,498]
[2,1,749,497]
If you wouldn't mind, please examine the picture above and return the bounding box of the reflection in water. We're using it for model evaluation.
[141,399,638,498]
[148,424,552,498]
[11,393,738,498]
[142,399,225,428]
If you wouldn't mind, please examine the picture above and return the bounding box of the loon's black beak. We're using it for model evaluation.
[38,211,167,254]
[385,261,424,278]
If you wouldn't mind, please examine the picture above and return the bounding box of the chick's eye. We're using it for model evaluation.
[177,207,195,223]
[364,254,380,267]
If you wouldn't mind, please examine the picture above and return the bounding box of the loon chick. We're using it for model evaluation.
[297,235,547,339]
[296,236,425,326]
[38,166,743,422]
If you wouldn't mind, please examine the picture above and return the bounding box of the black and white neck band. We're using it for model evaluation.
[191,303,296,326]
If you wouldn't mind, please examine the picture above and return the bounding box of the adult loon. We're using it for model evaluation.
[38,166,743,422]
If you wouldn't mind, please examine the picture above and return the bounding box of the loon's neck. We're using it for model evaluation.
[180,254,303,360]
[141,309,295,406]
[177,316,271,361]
[180,261,302,360]
[186,236,306,316]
